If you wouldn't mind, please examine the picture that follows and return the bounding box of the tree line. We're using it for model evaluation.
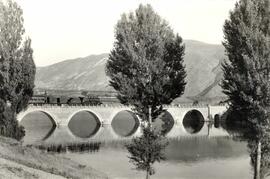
[0,0,35,140]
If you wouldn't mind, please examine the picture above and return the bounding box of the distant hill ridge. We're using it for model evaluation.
[35,40,226,103]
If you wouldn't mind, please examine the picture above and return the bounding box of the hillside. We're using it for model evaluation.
[35,40,226,102]
[183,40,225,98]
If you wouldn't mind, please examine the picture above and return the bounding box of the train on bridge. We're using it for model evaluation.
[29,92,120,106]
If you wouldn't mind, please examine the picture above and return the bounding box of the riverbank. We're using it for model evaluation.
[0,136,108,179]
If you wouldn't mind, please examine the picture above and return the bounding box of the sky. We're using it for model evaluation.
[15,0,238,67]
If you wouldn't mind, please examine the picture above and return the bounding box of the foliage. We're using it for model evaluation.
[223,108,270,179]
[125,126,168,178]
[0,0,35,140]
[221,0,270,127]
[106,4,186,122]
[106,4,186,178]
[0,106,25,140]
[224,112,270,179]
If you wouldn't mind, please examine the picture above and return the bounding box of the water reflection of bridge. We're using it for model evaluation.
[17,104,227,143]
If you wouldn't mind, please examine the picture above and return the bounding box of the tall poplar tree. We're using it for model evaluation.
[106,4,186,123]
[221,0,270,126]
[106,4,186,178]
[0,0,35,140]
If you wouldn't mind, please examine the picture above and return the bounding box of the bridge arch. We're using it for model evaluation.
[18,110,57,127]
[19,110,57,142]
[111,110,140,137]
[214,114,220,128]
[182,109,204,134]
[67,109,102,138]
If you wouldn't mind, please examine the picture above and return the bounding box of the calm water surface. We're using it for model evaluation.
[20,110,265,179]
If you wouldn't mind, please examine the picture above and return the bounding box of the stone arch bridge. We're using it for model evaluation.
[17,104,228,142]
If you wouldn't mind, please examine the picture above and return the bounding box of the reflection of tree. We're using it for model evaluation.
[125,126,168,179]
[165,136,246,163]
[248,133,270,179]
[223,110,270,179]
[160,112,174,135]
[152,111,174,135]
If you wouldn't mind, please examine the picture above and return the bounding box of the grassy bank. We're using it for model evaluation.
[0,136,108,179]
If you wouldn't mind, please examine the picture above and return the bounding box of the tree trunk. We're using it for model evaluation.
[254,140,261,179]
[146,169,150,179]
[207,122,211,138]
[148,106,152,130]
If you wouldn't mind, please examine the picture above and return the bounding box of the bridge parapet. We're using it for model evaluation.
[28,104,136,109]
[27,103,228,109]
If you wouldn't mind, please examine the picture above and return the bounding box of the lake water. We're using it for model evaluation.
[20,110,266,179]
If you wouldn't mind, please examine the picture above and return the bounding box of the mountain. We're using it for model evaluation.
[35,40,226,102]
[182,40,225,100]
[36,53,111,91]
